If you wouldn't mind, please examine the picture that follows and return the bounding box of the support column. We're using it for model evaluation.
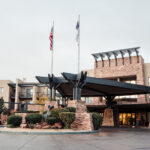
[49,88,52,101]
[102,95,116,127]
[32,86,38,103]
[73,88,81,100]
[71,101,93,131]
[14,79,21,110]
[62,71,87,101]
[102,108,114,127]
[52,88,56,101]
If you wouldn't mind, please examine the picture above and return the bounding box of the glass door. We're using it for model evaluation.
[119,113,136,127]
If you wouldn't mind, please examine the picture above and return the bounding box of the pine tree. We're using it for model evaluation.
[0,97,4,114]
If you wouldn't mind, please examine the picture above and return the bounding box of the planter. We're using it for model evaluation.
[15,113,27,124]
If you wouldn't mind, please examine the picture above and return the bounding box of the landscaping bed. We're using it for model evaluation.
[6,107,103,131]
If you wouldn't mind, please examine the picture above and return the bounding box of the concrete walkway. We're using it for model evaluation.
[0,127,99,135]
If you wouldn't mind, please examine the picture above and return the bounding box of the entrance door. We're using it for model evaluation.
[119,113,136,127]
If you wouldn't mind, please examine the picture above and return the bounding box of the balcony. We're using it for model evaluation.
[10,93,15,99]
[10,92,61,100]
[19,92,33,99]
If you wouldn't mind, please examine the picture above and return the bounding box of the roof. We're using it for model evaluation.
[36,72,150,97]
[92,47,140,66]
[92,47,140,60]
[8,82,44,88]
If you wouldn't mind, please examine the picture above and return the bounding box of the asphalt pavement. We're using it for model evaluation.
[0,128,150,150]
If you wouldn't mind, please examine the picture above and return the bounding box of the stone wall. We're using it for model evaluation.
[44,101,58,111]
[71,101,94,131]
[28,104,44,114]
[1,113,7,125]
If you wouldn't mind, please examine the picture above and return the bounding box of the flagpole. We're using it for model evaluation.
[51,21,54,74]
[78,15,80,74]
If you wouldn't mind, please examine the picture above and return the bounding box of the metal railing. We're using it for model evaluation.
[19,92,33,99]
[10,92,61,99]
[4,102,44,111]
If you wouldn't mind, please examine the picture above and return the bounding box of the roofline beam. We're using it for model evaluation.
[84,86,109,95]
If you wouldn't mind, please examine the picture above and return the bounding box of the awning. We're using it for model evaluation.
[36,72,150,98]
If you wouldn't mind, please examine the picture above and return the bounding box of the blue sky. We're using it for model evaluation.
[0,0,150,81]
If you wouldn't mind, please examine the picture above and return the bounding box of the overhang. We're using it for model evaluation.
[36,72,150,97]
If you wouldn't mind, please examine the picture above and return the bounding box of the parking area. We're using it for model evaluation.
[0,128,150,150]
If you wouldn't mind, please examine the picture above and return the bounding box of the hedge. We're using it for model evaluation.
[51,108,68,120]
[7,115,22,127]
[92,113,103,130]
[25,113,42,124]
[46,117,59,126]
[59,112,75,128]
[65,107,76,112]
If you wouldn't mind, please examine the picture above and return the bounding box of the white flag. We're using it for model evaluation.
[76,20,80,42]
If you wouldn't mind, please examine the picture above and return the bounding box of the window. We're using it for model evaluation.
[26,88,33,97]
[85,97,92,104]
[0,87,3,94]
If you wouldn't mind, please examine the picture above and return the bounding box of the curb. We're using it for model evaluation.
[0,129,100,135]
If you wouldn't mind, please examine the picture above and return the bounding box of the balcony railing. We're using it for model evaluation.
[10,92,61,99]
[19,92,33,99]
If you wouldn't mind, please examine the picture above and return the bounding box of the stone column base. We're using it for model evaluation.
[71,100,93,131]
[71,113,93,131]
[102,108,114,127]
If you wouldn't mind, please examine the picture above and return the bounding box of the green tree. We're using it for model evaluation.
[0,97,4,114]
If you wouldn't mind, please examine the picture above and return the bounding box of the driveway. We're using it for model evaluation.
[0,128,150,150]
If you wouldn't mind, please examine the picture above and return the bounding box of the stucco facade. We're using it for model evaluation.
[0,80,12,107]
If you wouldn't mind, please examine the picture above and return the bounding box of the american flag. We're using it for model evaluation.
[49,26,54,50]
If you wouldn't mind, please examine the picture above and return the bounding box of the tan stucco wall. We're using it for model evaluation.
[0,80,13,108]
[82,69,94,77]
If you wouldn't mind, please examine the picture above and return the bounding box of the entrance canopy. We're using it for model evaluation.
[36,72,150,98]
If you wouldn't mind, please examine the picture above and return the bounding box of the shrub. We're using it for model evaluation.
[3,106,8,115]
[43,111,47,115]
[66,107,76,112]
[92,113,103,130]
[51,108,68,120]
[25,113,42,124]
[7,115,22,127]
[59,112,75,128]
[0,97,4,114]
[46,117,59,126]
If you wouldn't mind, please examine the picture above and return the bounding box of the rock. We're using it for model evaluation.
[35,123,42,129]
[42,125,50,129]
[20,124,27,128]
[54,123,62,129]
